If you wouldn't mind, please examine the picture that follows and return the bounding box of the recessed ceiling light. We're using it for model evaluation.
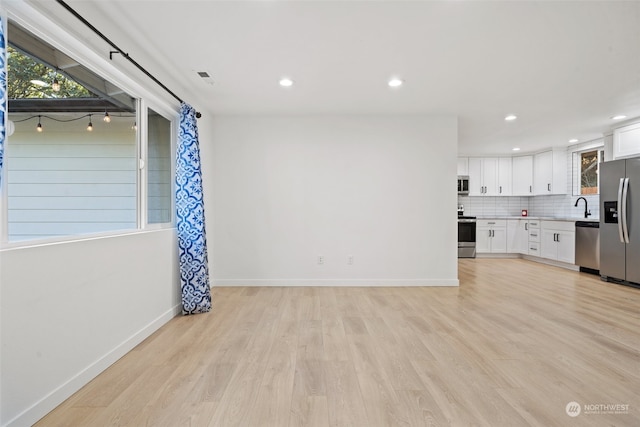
[512,147,521,151]
[569,138,579,143]
[504,114,517,121]
[279,77,294,87]
[388,78,403,88]
[611,115,627,120]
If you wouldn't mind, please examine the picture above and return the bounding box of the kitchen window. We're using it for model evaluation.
[572,145,604,196]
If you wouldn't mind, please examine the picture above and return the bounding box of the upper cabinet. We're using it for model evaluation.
[498,157,512,196]
[459,150,566,197]
[467,157,512,196]
[512,155,533,196]
[613,122,640,160]
[533,149,566,195]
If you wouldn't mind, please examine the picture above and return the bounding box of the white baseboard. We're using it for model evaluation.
[521,255,580,271]
[476,253,580,272]
[5,304,182,427]
[476,253,520,259]
[212,279,459,287]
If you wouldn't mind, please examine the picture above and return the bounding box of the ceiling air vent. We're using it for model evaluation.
[197,71,214,85]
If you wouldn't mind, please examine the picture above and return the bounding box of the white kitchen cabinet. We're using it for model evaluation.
[512,156,533,196]
[540,220,575,264]
[457,157,469,175]
[468,157,511,196]
[477,219,507,253]
[507,219,527,254]
[533,150,567,195]
[498,157,512,196]
[613,122,640,159]
[527,220,541,257]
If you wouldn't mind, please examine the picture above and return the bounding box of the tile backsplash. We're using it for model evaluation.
[458,194,600,219]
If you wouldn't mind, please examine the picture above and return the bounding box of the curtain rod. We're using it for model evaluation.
[55,0,201,118]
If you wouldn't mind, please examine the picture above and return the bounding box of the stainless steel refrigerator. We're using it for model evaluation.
[600,157,640,287]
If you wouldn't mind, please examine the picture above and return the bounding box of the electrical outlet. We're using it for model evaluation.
[318,256,324,265]
[348,255,354,265]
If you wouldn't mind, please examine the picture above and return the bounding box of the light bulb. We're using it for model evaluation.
[52,78,60,92]
[103,112,111,123]
[36,122,43,132]
[132,122,137,131]
[87,115,93,132]
[388,78,403,88]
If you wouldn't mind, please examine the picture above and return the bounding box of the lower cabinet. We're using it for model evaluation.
[477,219,507,253]
[507,219,527,254]
[540,221,575,264]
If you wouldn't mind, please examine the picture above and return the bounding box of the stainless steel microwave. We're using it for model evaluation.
[458,175,469,195]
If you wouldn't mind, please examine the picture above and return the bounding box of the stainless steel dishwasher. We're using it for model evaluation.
[575,221,599,274]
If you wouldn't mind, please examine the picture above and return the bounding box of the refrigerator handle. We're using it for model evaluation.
[618,178,625,243]
[622,177,630,244]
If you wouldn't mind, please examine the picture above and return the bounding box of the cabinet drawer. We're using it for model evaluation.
[528,220,540,229]
[528,230,541,242]
[477,219,506,228]
[541,220,575,232]
[528,242,540,255]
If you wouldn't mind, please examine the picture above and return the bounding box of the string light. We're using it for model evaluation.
[12,112,135,132]
[50,68,61,92]
[103,111,111,123]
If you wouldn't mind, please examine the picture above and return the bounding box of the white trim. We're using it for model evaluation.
[0,227,175,252]
[521,254,579,271]
[2,303,182,427]
[212,279,459,287]
[138,99,148,228]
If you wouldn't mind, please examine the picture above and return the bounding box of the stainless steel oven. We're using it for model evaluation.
[458,216,476,258]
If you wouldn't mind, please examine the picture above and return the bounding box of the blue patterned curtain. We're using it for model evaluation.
[0,17,6,186]
[176,102,211,314]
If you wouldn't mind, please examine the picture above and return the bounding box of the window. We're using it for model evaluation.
[579,150,598,194]
[572,145,604,196]
[3,21,174,244]
[147,109,172,224]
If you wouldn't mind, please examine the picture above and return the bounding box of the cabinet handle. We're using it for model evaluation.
[531,233,537,237]
[529,185,532,193]
[548,183,551,192]
[525,223,528,231]
[499,186,502,194]
[530,247,537,251]
[488,222,495,224]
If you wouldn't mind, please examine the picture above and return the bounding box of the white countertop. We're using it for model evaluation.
[475,216,599,222]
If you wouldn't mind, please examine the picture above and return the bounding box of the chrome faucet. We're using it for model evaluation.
[574,197,591,218]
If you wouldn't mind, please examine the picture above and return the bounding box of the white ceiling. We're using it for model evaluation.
[28,0,640,155]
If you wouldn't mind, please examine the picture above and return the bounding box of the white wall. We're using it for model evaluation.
[208,115,458,286]
[0,230,181,427]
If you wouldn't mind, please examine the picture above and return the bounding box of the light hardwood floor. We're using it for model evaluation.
[36,259,640,426]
